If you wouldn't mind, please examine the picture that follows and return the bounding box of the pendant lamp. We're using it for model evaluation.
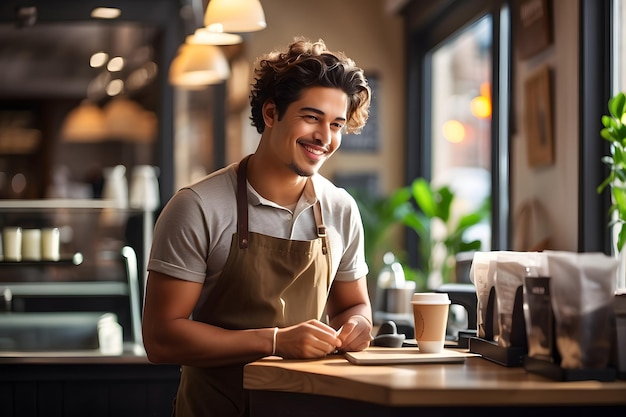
[188,27,242,46]
[169,41,230,89]
[61,101,106,142]
[103,97,156,143]
[204,0,267,33]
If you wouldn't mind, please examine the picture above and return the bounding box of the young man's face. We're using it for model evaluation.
[264,86,348,177]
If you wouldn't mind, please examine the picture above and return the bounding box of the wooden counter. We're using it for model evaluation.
[244,350,626,417]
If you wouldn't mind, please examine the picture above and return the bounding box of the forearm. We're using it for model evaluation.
[326,278,373,332]
[143,319,275,367]
[328,302,372,331]
[142,272,277,367]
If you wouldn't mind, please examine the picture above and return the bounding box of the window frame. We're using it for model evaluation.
[578,0,612,254]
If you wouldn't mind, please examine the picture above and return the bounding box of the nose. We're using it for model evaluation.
[313,124,334,146]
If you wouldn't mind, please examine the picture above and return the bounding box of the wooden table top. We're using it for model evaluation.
[244,350,626,407]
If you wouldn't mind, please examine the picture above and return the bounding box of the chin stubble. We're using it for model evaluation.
[288,162,313,178]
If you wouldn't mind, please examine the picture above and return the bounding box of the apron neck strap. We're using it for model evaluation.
[237,155,251,249]
[313,201,327,254]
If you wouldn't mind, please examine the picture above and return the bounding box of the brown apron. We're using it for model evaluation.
[173,156,332,417]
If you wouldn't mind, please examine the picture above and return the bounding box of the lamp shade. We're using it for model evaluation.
[61,101,106,142]
[103,97,157,142]
[204,0,267,33]
[188,28,243,46]
[169,43,230,88]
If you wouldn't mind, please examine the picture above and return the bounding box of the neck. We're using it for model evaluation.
[245,154,307,206]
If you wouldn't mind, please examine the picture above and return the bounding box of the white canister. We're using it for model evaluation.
[129,165,160,211]
[3,227,22,262]
[21,228,42,261]
[41,227,61,261]
[102,165,128,209]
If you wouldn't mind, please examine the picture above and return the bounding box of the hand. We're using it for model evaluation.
[274,320,341,359]
[336,315,373,352]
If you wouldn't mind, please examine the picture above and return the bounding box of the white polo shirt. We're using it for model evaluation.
[148,162,369,297]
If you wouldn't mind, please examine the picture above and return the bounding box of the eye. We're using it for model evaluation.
[303,114,319,122]
[331,122,344,130]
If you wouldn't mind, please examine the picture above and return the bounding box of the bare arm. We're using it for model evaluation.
[325,277,373,351]
[142,271,342,366]
[142,271,276,367]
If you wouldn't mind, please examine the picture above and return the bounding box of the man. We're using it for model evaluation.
[142,37,373,417]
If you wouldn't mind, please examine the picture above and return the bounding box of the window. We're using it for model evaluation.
[405,0,511,280]
[430,16,493,253]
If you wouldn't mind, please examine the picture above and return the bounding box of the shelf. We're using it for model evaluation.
[0,199,111,209]
[0,253,83,266]
[0,281,130,297]
[0,199,120,210]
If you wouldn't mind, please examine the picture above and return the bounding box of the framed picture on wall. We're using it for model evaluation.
[514,0,553,60]
[341,74,379,151]
[333,172,379,197]
[524,65,554,167]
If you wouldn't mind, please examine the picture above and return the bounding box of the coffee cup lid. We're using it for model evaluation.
[410,292,451,304]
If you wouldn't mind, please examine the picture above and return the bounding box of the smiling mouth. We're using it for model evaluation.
[300,141,327,156]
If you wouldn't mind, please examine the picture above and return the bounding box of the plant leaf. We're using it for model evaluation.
[598,176,612,194]
[618,226,626,253]
[601,126,617,142]
[411,178,437,218]
[609,92,626,119]
[402,211,428,237]
[435,186,454,222]
[457,212,484,229]
[459,239,483,252]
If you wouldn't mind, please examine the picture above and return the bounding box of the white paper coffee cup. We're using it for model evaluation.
[411,292,451,353]
[22,228,42,261]
[3,227,22,262]
[41,227,60,261]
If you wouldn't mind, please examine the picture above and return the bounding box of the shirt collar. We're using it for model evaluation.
[246,176,318,209]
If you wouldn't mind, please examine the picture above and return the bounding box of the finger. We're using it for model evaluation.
[307,321,341,347]
[349,339,373,351]
[337,319,373,351]
[296,323,339,354]
[318,332,341,351]
[336,318,362,342]
[305,335,338,357]
[338,326,363,348]
[308,319,340,336]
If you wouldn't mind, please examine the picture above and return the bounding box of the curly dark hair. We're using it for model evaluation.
[249,37,371,134]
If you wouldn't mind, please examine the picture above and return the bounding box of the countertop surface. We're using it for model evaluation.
[0,342,151,364]
[244,349,626,407]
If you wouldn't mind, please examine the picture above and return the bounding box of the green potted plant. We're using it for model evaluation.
[399,178,489,289]
[350,177,489,292]
[349,188,417,295]
[597,91,626,252]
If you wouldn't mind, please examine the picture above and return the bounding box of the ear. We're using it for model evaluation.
[262,100,277,128]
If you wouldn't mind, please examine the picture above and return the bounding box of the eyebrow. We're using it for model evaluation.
[300,106,347,122]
